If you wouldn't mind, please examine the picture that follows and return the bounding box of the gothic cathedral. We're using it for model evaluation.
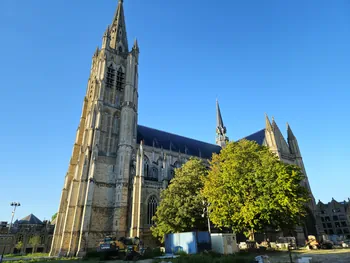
[50,1,318,256]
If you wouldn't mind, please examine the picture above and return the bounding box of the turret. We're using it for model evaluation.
[132,39,140,58]
[264,115,290,155]
[102,26,111,49]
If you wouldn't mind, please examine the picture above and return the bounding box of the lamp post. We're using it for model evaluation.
[202,201,211,233]
[8,202,20,234]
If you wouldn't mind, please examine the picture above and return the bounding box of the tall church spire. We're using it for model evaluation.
[216,99,225,130]
[110,0,128,51]
[216,100,229,147]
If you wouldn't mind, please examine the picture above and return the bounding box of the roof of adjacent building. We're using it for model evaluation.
[137,125,266,159]
[18,214,43,225]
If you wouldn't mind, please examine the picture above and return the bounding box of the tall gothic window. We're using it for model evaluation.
[116,68,125,91]
[133,115,137,138]
[170,168,175,181]
[147,196,158,225]
[150,167,158,181]
[112,114,119,134]
[144,158,149,177]
[134,65,138,87]
[106,65,115,88]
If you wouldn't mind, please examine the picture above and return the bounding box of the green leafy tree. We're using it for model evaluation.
[28,236,41,252]
[15,241,23,252]
[51,213,58,221]
[202,140,310,240]
[151,158,208,242]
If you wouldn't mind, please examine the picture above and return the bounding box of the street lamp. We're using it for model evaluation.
[8,202,20,233]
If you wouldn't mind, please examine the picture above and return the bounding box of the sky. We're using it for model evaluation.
[0,0,349,222]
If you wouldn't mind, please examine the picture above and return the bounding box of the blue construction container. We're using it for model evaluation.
[165,231,211,254]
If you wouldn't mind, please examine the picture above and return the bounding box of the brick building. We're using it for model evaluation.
[0,214,54,254]
[317,198,350,239]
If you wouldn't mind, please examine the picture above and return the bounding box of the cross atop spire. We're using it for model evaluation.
[110,0,128,51]
[216,99,229,147]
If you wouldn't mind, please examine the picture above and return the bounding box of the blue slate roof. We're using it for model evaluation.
[137,125,266,159]
[137,125,221,159]
[240,128,266,145]
[18,214,43,225]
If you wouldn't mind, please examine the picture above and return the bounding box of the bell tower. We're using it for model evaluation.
[50,0,139,257]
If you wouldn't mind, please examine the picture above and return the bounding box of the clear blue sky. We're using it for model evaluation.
[0,0,349,222]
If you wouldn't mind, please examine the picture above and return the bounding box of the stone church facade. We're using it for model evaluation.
[50,0,317,256]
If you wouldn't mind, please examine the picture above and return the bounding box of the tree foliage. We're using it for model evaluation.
[28,236,41,250]
[151,158,208,242]
[51,213,58,222]
[202,140,310,240]
[15,241,23,250]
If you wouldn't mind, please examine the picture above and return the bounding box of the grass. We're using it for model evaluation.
[3,248,350,263]
[153,249,350,263]
[2,253,79,263]
[4,260,80,263]
[153,252,255,263]
[4,253,49,259]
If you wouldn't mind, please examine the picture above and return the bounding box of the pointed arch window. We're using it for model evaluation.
[116,68,125,91]
[173,161,181,169]
[147,196,158,225]
[150,167,158,181]
[144,158,149,177]
[134,65,138,87]
[91,110,97,128]
[106,65,115,88]
[133,115,137,138]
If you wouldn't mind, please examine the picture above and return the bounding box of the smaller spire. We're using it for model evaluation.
[265,113,272,131]
[133,38,139,50]
[104,25,110,37]
[287,122,296,140]
[93,46,99,57]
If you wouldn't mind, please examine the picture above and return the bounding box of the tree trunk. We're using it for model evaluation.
[249,229,255,241]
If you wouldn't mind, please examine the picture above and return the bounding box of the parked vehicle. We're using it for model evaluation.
[97,236,144,260]
[319,240,334,249]
[276,237,297,250]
